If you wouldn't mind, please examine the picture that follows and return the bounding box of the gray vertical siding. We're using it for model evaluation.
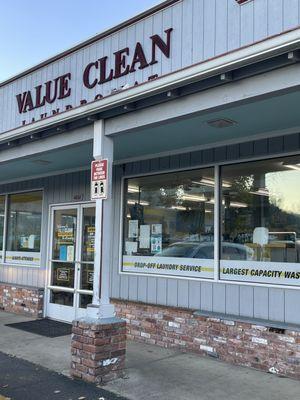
[111,131,300,325]
[1,132,300,325]
[0,169,91,289]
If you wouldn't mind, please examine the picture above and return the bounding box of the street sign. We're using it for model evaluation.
[91,159,108,200]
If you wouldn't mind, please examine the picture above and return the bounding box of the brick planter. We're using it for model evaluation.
[113,299,300,380]
[71,317,126,384]
[0,283,44,317]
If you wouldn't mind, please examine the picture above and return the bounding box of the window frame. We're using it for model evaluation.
[119,159,300,290]
[0,188,44,268]
[0,195,7,260]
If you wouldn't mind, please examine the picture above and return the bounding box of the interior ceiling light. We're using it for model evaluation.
[221,180,232,188]
[181,194,206,202]
[208,199,230,206]
[285,164,300,171]
[127,199,149,206]
[230,201,248,208]
[192,178,214,187]
[250,188,269,197]
[31,159,52,165]
[192,178,231,188]
[128,186,140,193]
[206,118,237,129]
[171,205,187,211]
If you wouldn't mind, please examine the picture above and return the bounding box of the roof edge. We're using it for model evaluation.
[0,0,180,88]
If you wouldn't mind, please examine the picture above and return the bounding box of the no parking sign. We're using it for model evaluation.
[91,159,108,200]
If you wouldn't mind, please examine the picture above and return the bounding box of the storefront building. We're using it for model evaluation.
[1,0,300,380]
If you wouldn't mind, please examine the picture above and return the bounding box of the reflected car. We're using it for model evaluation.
[268,232,296,248]
[156,242,254,260]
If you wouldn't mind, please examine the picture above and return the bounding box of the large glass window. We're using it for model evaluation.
[221,155,300,286]
[6,191,42,265]
[80,207,95,293]
[51,208,77,289]
[122,168,215,278]
[52,208,77,262]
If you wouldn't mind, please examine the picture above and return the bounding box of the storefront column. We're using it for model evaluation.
[87,119,115,319]
[71,119,126,384]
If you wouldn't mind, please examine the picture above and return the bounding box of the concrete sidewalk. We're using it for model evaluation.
[0,311,299,400]
[0,312,71,376]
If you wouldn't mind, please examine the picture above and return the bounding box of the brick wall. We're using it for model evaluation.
[71,318,126,384]
[113,299,300,380]
[0,283,44,318]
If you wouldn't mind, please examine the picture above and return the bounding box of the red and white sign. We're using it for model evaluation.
[91,159,108,200]
[92,159,107,181]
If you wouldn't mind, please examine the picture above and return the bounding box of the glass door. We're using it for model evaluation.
[77,205,95,318]
[46,204,95,322]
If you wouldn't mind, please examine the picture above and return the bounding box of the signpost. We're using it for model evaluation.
[91,159,108,200]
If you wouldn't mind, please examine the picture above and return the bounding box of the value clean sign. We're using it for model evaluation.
[91,159,108,200]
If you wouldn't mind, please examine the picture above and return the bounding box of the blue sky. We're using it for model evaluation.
[0,0,161,82]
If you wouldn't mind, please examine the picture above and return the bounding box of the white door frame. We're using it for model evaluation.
[45,202,95,322]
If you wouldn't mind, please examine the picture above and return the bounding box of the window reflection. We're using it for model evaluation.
[124,168,215,259]
[7,191,42,253]
[221,156,300,263]
[81,207,95,262]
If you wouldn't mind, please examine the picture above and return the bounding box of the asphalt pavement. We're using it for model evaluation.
[0,352,127,400]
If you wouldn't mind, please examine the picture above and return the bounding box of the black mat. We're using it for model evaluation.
[5,318,72,338]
